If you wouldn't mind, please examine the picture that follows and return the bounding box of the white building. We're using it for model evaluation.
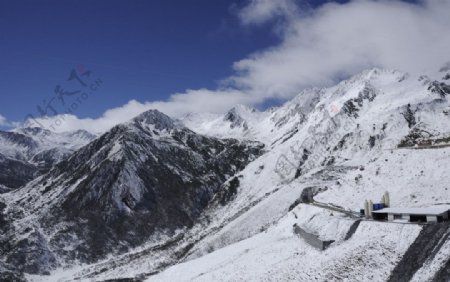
[372,206,450,223]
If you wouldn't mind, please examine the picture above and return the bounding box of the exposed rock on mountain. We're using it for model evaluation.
[0,127,95,190]
[0,110,264,274]
[0,153,37,190]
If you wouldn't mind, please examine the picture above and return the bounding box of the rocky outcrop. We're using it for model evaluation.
[428,80,450,98]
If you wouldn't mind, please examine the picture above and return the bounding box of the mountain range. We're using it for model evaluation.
[1,67,450,281]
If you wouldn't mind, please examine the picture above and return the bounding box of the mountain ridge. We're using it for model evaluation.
[0,109,264,275]
[1,68,450,281]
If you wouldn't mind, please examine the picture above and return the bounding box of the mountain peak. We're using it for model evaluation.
[15,127,52,136]
[131,109,179,131]
[229,104,257,113]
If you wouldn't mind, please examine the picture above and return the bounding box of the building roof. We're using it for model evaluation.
[372,205,450,216]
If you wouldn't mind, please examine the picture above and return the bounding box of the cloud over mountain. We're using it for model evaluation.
[21,0,450,133]
[0,114,6,126]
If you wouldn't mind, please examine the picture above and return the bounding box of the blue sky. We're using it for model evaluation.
[1,0,444,133]
[0,0,361,127]
[0,0,272,122]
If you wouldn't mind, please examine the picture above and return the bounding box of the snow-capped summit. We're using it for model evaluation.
[181,104,271,142]
[7,126,96,157]
[183,68,450,146]
[131,109,181,132]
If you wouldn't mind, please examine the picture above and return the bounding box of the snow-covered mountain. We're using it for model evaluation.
[0,110,264,278]
[152,68,450,282]
[1,67,450,281]
[139,68,449,282]
[182,104,272,143]
[0,127,95,191]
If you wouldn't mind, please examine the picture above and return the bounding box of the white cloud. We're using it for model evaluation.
[26,89,255,133]
[0,115,20,129]
[230,0,450,98]
[19,0,450,133]
[0,114,6,126]
[237,0,299,26]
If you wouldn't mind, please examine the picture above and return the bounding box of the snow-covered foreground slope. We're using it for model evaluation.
[147,207,421,282]
[141,69,450,282]
[4,67,450,281]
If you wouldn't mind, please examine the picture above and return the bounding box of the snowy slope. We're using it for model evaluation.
[5,67,450,281]
[136,69,450,281]
[146,207,421,282]
[140,68,450,282]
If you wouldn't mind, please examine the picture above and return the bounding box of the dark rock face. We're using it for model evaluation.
[428,80,450,98]
[402,104,416,129]
[274,104,307,129]
[2,110,265,274]
[342,100,359,118]
[5,230,58,275]
[388,223,450,282]
[30,148,72,173]
[333,133,353,151]
[0,154,37,191]
[342,84,377,118]
[398,128,433,148]
[432,255,450,282]
[368,136,376,149]
[217,176,240,206]
[224,108,249,130]
[0,262,26,282]
[294,148,311,179]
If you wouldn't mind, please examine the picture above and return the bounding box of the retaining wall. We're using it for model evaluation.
[293,224,334,251]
